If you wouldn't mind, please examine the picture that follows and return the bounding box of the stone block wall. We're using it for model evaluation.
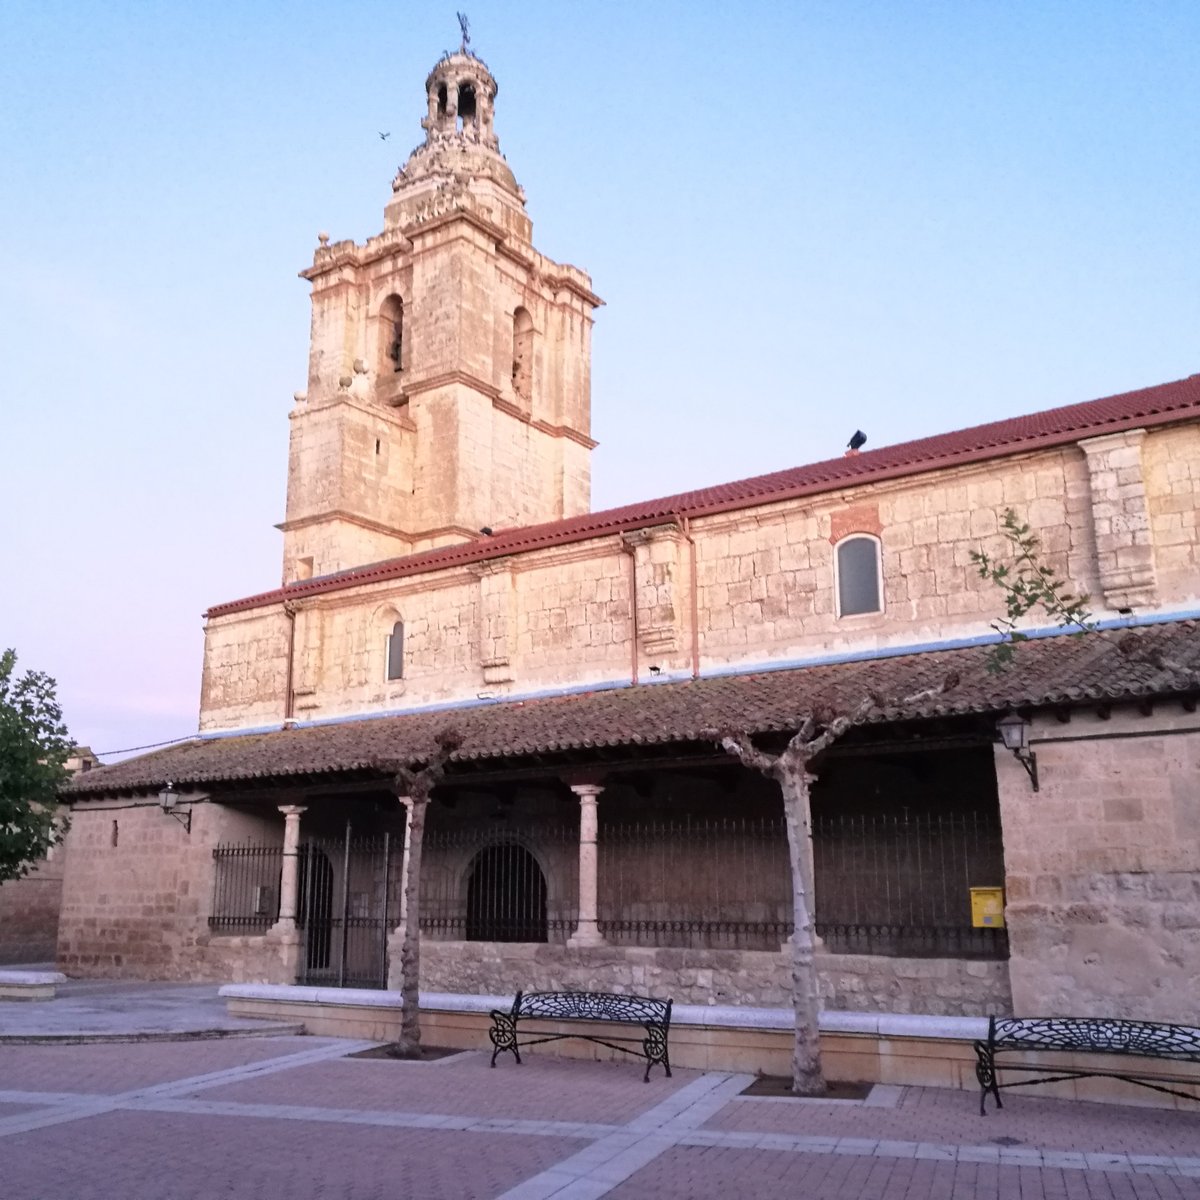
[416,941,1011,1017]
[57,800,286,979]
[1144,424,1200,601]
[999,709,1200,1022]
[200,423,1200,733]
[199,608,290,731]
[0,850,65,964]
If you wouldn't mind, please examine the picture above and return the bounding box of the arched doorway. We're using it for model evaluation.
[466,843,547,942]
[297,846,334,971]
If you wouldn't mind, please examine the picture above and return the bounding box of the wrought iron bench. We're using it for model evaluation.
[975,1015,1200,1114]
[489,990,673,1082]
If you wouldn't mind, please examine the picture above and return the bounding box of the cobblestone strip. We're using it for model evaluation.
[0,1038,376,1139]
[496,1073,757,1200]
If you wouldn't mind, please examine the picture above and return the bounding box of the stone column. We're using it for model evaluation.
[567,783,606,947]
[273,805,307,931]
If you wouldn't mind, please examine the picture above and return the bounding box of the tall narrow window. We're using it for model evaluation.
[836,535,883,617]
[386,620,405,681]
[512,307,533,403]
[380,295,404,374]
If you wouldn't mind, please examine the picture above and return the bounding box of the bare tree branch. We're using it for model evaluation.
[712,730,782,778]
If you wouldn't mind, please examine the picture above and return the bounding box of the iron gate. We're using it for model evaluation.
[297,827,403,988]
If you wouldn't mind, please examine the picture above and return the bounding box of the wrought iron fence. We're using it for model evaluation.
[211,808,1007,965]
[209,841,283,933]
[420,823,579,943]
[597,818,791,950]
[812,810,1008,959]
[297,831,402,989]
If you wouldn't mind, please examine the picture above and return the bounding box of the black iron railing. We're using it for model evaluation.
[812,810,1008,959]
[213,808,1008,962]
[209,841,283,932]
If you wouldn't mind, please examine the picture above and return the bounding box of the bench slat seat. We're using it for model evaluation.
[976,1015,1200,1114]
[489,989,672,1082]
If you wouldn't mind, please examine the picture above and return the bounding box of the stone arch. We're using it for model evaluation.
[379,294,405,375]
[465,840,548,942]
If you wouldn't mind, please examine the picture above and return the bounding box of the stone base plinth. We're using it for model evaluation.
[0,970,67,1001]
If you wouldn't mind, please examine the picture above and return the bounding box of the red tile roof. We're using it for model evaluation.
[64,619,1200,797]
[208,373,1200,618]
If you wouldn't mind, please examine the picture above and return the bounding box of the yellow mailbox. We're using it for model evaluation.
[970,886,1006,929]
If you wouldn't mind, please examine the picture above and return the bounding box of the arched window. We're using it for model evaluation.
[835,535,883,617]
[512,307,533,402]
[386,620,405,681]
[380,294,404,374]
[466,843,547,942]
[457,83,476,122]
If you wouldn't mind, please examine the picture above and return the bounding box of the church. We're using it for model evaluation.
[61,38,1200,1087]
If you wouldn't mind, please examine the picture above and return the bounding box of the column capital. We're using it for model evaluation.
[277,804,308,818]
[568,782,604,800]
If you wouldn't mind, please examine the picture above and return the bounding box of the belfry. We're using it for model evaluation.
[280,33,602,583]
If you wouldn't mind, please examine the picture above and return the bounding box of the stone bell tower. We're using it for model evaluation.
[279,33,602,583]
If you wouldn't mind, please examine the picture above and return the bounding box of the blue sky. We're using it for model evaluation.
[1,1,1197,758]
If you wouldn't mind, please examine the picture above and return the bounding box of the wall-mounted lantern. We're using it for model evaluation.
[158,781,192,833]
[996,712,1039,792]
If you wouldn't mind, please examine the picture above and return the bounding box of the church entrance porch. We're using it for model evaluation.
[195,732,1009,1017]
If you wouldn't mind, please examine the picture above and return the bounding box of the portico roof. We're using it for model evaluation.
[64,619,1199,799]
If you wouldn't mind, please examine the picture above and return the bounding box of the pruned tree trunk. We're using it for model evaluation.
[716,724,830,1095]
[386,728,462,1060]
[713,686,950,1096]
[396,790,428,1055]
[778,761,825,1095]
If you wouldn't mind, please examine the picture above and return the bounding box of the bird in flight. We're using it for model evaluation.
[379,131,391,141]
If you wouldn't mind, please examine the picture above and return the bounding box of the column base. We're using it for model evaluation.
[566,930,608,949]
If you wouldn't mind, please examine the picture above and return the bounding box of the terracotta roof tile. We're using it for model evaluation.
[65,620,1200,798]
[208,373,1200,617]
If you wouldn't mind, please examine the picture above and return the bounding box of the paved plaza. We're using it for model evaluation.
[1,1030,1199,1199]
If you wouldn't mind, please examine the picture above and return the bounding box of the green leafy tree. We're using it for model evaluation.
[0,649,73,882]
[970,509,1095,670]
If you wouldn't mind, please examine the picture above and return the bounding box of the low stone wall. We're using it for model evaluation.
[192,930,299,985]
[821,952,1011,1017]
[415,941,1012,1017]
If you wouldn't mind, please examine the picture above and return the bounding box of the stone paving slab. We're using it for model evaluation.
[0,1101,41,1118]
[4,1109,586,1200]
[707,1081,1200,1158]
[4,1033,1200,1199]
[187,1053,702,1125]
[0,979,302,1041]
[605,1146,1200,1199]
[0,1034,324,1093]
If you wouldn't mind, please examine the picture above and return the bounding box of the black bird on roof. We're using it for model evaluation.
[479,526,494,536]
[847,430,867,452]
